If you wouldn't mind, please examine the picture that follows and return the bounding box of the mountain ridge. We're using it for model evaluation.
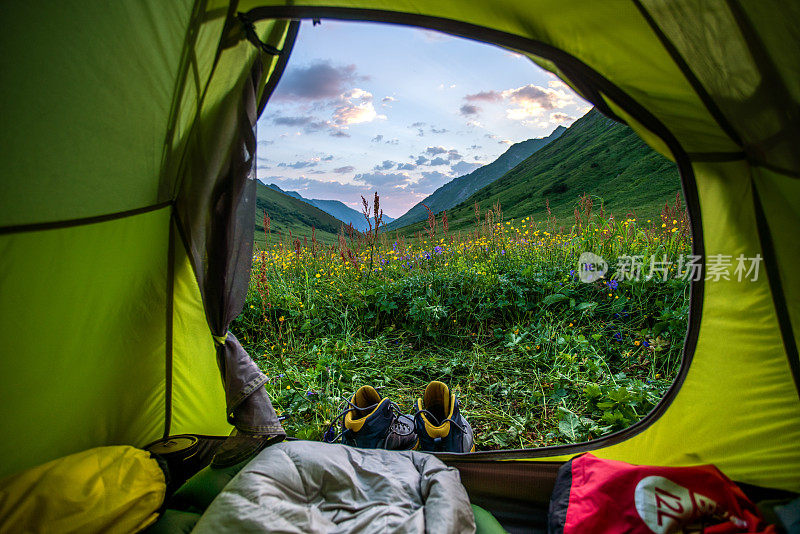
[386,124,566,229]
[393,108,681,236]
[264,183,394,232]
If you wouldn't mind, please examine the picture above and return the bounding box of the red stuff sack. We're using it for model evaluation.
[547,453,776,534]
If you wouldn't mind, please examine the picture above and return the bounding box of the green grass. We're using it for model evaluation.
[232,195,691,449]
[395,109,681,237]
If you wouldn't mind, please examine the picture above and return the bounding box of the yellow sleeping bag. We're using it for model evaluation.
[0,446,166,534]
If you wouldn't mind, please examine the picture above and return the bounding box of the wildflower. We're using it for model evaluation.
[279,316,285,322]
[315,273,321,278]
[634,340,641,346]
[655,373,661,378]
[613,332,622,341]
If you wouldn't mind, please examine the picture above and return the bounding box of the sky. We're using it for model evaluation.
[256,20,590,218]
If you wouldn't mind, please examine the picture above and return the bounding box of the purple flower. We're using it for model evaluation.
[643,340,650,347]
[433,245,443,255]
[613,332,622,341]
[607,280,619,291]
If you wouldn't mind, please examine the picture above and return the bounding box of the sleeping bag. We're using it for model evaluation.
[191,441,476,533]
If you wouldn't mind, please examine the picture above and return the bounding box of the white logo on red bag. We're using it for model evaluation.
[634,476,744,534]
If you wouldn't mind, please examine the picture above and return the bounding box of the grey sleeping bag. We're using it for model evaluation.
[191,441,475,533]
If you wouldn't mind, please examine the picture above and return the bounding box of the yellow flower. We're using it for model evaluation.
[634,340,641,346]
[315,273,321,278]
[279,316,285,322]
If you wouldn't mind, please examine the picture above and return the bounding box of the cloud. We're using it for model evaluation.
[371,134,384,143]
[273,116,314,126]
[332,88,387,127]
[385,138,399,145]
[374,160,396,171]
[446,149,462,161]
[419,30,450,42]
[322,155,334,161]
[354,171,411,188]
[417,129,425,137]
[429,157,448,166]
[425,146,447,156]
[412,171,450,194]
[501,84,575,120]
[469,144,482,150]
[278,160,318,169]
[459,84,576,122]
[273,61,365,100]
[460,104,481,116]
[381,96,396,107]
[550,112,576,125]
[267,176,366,199]
[548,80,570,90]
[397,162,416,171]
[451,161,481,176]
[410,122,426,128]
[499,139,513,145]
[330,130,350,138]
[430,127,448,134]
[464,90,503,102]
[333,165,356,173]
[414,155,429,165]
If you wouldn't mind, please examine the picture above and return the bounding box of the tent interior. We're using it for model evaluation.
[0,0,798,531]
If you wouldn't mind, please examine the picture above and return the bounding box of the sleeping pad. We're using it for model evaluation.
[191,440,476,533]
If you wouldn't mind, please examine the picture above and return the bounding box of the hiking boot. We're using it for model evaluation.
[414,381,474,453]
[326,386,417,450]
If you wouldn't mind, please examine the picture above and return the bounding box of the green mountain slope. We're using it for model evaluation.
[386,124,566,230]
[265,183,394,231]
[254,182,344,247]
[395,109,681,236]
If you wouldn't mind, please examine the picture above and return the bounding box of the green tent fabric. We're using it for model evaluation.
[0,0,798,508]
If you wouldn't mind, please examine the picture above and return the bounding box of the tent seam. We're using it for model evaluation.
[0,201,174,235]
[750,178,800,400]
[159,0,208,200]
[164,211,176,438]
[630,0,744,148]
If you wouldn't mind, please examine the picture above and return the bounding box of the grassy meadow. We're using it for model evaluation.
[232,194,692,450]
